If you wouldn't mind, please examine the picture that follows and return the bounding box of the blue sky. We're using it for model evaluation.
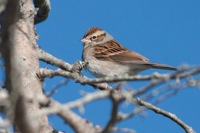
[36,1,200,133]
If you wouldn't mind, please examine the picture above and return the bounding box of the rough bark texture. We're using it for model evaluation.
[0,0,52,132]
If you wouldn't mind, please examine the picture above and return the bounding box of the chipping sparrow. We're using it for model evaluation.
[81,27,176,78]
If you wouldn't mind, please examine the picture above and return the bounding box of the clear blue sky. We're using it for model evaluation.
[36,1,200,133]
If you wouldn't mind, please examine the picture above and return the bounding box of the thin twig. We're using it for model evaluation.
[46,79,69,97]
[79,67,200,84]
[136,98,196,133]
[111,127,136,133]
[37,48,72,71]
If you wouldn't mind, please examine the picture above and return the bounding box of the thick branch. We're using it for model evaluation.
[41,99,97,133]
[0,0,52,132]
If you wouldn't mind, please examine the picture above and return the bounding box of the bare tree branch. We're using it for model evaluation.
[47,91,110,111]
[37,47,72,71]
[41,99,98,133]
[0,0,52,132]
[111,127,136,133]
[40,82,197,133]
[46,79,69,97]
[79,67,200,84]
[37,68,113,90]
[102,91,122,133]
[136,98,196,133]
[49,89,196,133]
[132,67,200,96]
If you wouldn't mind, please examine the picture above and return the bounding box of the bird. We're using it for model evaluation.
[81,27,176,78]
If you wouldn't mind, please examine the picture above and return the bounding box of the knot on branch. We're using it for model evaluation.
[71,61,87,74]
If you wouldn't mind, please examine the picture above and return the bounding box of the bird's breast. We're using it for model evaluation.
[82,47,130,77]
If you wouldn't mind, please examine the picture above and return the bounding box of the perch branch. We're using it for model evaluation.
[37,68,113,91]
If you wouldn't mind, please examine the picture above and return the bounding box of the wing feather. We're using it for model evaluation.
[93,40,148,64]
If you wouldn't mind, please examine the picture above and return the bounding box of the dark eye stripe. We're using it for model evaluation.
[90,33,106,40]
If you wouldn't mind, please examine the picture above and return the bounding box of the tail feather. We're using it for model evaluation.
[147,63,177,71]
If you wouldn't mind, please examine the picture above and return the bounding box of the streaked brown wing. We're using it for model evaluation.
[93,40,149,64]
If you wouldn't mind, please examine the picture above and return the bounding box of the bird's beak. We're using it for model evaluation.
[81,38,91,44]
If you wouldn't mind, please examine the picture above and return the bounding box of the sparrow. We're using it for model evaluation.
[81,27,176,78]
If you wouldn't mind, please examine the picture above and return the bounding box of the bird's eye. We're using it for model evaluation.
[92,36,97,39]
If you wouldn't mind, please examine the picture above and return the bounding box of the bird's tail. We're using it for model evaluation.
[146,63,177,71]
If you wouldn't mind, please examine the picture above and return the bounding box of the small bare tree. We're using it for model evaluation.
[0,0,199,133]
